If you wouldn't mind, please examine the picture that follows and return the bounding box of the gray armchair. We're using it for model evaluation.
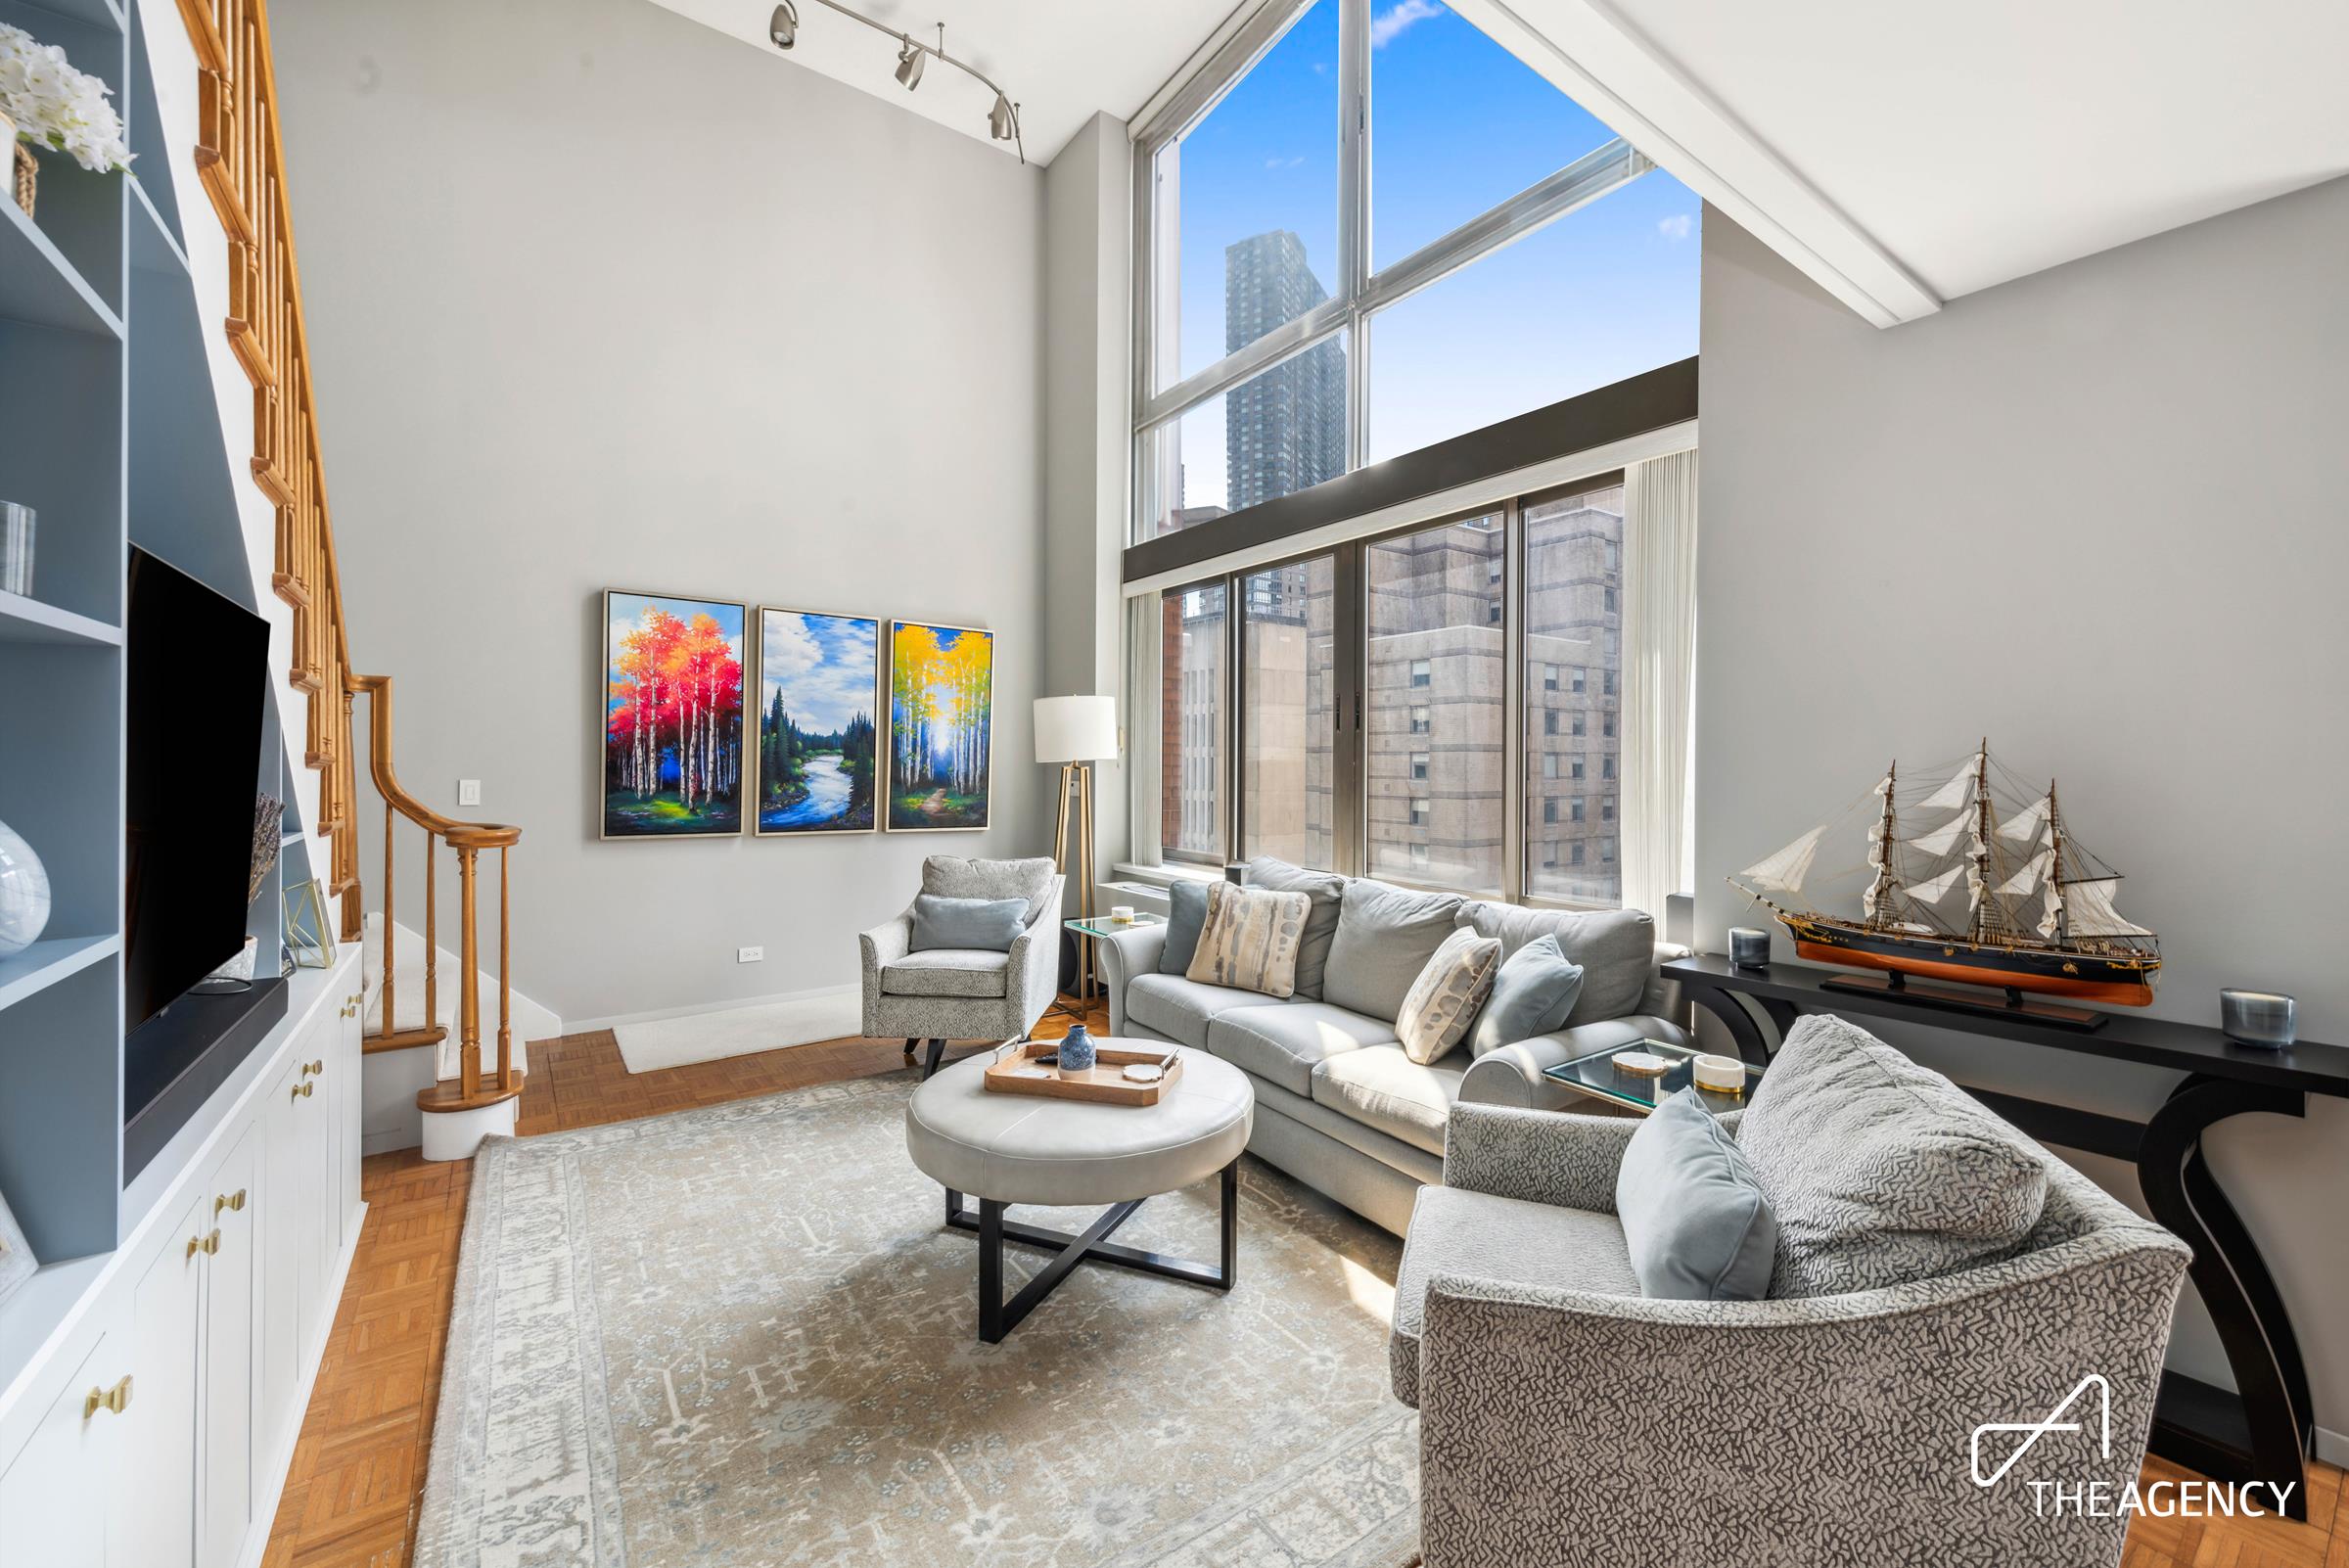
[858,855,1065,1077]
[1394,1101,2192,1568]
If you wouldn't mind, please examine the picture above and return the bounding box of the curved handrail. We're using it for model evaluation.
[349,674,522,848]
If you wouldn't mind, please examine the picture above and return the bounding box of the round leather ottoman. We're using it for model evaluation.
[905,1041,1254,1341]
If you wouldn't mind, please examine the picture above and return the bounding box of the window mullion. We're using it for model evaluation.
[1336,0,1369,306]
[1501,496,1526,903]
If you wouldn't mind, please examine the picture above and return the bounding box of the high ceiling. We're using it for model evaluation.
[654,0,2349,326]
[648,0,1241,166]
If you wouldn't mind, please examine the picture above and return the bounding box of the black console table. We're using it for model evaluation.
[1665,953,2349,1520]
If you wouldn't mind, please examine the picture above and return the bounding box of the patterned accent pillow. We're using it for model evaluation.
[1739,1013,2050,1297]
[1184,882,1313,998]
[1395,927,1502,1065]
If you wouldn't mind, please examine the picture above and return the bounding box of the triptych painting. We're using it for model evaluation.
[601,593,992,840]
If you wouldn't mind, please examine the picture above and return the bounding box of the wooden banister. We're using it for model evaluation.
[171,0,525,1115]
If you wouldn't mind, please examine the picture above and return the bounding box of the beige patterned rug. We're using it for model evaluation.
[414,1074,1419,1567]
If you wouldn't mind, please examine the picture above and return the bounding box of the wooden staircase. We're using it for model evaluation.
[170,0,523,1147]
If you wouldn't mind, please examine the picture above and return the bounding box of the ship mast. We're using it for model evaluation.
[1866,760,1898,929]
[1968,739,1993,943]
[2046,779,2068,946]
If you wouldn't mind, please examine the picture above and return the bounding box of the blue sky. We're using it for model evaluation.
[1164,0,1699,500]
[760,610,877,733]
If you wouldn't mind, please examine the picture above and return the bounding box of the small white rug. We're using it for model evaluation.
[612,991,864,1073]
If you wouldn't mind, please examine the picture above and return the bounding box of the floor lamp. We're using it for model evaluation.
[1034,695,1117,1001]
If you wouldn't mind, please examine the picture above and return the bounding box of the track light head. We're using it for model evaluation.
[894,36,925,90]
[989,92,1018,142]
[767,1,797,49]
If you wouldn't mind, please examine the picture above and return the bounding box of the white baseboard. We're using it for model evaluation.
[567,980,860,1037]
[2319,1425,2348,1468]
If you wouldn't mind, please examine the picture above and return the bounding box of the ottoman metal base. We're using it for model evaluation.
[944,1159,1240,1343]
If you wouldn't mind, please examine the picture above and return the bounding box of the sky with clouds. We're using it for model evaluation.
[1162,0,1699,504]
[760,610,878,734]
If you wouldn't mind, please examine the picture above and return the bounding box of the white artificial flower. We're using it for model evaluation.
[0,22,134,174]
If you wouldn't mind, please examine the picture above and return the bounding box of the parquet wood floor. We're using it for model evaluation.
[261,998,2346,1568]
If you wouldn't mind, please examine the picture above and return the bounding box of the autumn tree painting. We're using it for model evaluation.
[888,621,993,830]
[603,591,747,837]
[756,609,879,835]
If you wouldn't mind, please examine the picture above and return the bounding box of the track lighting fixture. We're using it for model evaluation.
[765,1,1027,163]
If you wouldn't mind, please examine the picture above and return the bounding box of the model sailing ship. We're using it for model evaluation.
[1730,741,2160,1006]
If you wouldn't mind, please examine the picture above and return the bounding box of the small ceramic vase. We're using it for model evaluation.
[0,816,51,958]
[1057,1024,1096,1075]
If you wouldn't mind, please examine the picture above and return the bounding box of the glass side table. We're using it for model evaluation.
[1542,1038,1760,1117]
[1054,913,1166,1019]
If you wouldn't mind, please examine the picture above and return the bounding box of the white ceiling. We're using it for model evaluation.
[1475,0,2349,320]
[648,0,1240,166]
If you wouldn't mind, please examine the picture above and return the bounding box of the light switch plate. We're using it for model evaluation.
[737,945,764,964]
[457,779,482,807]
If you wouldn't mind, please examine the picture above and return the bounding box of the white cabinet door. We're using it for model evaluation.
[111,1197,205,1568]
[256,1053,307,1472]
[200,1128,258,1568]
[338,978,364,1252]
[0,1332,122,1568]
[293,1025,332,1365]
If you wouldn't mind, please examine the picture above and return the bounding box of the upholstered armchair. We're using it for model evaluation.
[859,855,1065,1077]
[1393,1102,2192,1568]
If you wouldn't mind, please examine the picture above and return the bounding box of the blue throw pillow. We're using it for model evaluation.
[1159,879,1212,975]
[1466,934,1584,1055]
[1616,1090,1778,1302]
[909,894,1027,953]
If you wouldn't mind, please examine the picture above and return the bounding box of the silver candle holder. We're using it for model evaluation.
[2219,990,2295,1050]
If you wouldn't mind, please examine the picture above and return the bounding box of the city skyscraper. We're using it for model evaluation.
[1221,232,1346,511]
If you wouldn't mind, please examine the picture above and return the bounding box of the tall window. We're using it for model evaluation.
[1134,0,1698,542]
[1365,514,1504,894]
[1241,555,1337,867]
[1523,482,1623,903]
[1160,582,1227,860]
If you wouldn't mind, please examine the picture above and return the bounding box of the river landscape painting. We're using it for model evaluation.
[603,590,746,838]
[888,621,993,831]
[756,609,879,835]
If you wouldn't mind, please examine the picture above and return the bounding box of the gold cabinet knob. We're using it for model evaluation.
[303,1059,324,1076]
[215,1189,248,1216]
[82,1376,132,1419]
[202,1228,220,1255]
[291,1081,314,1101]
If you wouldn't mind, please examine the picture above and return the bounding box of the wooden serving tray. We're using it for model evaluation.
[982,1040,1185,1106]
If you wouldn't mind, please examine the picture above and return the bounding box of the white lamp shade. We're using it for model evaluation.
[1034,694,1117,763]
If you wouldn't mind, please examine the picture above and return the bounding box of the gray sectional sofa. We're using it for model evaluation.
[1097,859,1691,1234]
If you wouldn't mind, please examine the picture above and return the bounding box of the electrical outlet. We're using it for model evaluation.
[457,778,482,807]
[737,945,764,964]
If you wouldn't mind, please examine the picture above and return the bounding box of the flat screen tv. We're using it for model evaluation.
[123,546,272,1037]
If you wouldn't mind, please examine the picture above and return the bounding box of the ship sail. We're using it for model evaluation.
[1917,766,1975,812]
[1903,814,1976,856]
[1741,826,1823,895]
[1996,849,2052,897]
[1906,863,1968,902]
[1996,795,2051,846]
[2035,882,2065,940]
[2061,877,2154,939]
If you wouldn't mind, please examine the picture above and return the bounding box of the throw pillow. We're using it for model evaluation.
[1455,901,1656,1027]
[1616,1090,1778,1301]
[1321,879,1466,1023]
[909,894,1027,953]
[1158,878,1212,976]
[1466,934,1585,1056]
[1185,882,1313,997]
[1738,1014,2050,1297]
[1394,927,1502,1065]
[920,854,1058,926]
[1243,856,1346,999]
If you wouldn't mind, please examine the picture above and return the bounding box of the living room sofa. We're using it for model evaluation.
[1097,859,1691,1234]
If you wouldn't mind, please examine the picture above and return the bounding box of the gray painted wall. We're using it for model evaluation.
[271,0,1046,1026]
[1696,178,2349,1445]
[1040,113,1132,907]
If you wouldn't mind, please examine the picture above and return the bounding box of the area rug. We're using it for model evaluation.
[414,1074,1419,1567]
[609,990,863,1073]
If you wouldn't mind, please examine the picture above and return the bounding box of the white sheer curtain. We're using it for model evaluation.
[1124,593,1164,867]
[1619,449,1698,921]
